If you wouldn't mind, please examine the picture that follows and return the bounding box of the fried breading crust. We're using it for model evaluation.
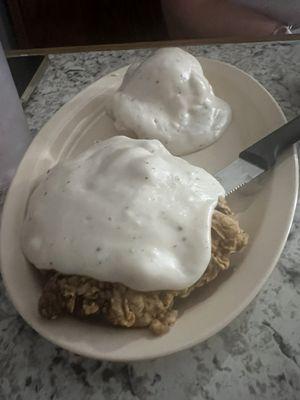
[38,199,248,335]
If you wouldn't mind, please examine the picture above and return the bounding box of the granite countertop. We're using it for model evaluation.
[1,41,300,400]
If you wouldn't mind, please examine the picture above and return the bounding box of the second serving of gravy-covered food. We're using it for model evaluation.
[107,47,231,155]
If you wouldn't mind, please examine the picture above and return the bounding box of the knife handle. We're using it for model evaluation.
[239,116,300,170]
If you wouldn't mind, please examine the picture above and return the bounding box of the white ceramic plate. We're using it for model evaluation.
[1,58,298,361]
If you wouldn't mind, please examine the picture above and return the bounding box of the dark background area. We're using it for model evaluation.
[2,0,300,53]
[1,0,299,94]
[5,0,167,49]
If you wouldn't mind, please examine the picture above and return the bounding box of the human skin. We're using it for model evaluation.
[161,0,283,38]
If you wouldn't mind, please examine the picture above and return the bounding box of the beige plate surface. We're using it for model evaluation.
[1,58,298,361]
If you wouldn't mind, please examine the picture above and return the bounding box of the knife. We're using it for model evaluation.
[215,116,300,195]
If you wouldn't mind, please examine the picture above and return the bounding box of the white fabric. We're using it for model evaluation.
[233,0,300,25]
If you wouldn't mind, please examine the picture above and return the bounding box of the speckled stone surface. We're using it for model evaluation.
[1,41,300,400]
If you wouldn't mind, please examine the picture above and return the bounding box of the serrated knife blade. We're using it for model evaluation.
[214,158,264,196]
[214,116,300,196]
